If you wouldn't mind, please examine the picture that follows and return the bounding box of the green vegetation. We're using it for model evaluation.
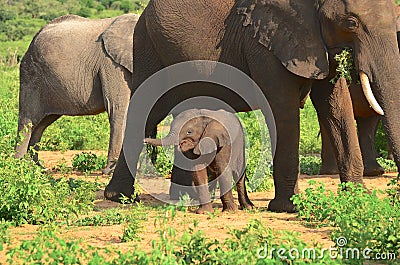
[292,181,400,263]
[0,153,97,225]
[72,151,107,173]
[72,206,147,226]
[331,48,354,84]
[6,207,340,264]
[0,3,399,264]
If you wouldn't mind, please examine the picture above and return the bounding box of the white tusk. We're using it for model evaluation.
[359,71,384,115]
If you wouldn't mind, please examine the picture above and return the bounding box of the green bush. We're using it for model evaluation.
[0,18,46,41]
[300,155,322,175]
[300,101,321,155]
[41,114,110,151]
[377,157,398,173]
[72,151,107,173]
[0,155,97,225]
[292,181,400,262]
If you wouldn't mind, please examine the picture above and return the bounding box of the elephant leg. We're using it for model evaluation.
[387,140,394,160]
[103,103,129,175]
[169,110,198,200]
[104,14,164,202]
[311,77,364,185]
[28,115,61,165]
[15,117,34,159]
[246,52,303,213]
[192,165,213,214]
[218,170,238,212]
[319,119,339,175]
[356,116,384,176]
[169,149,199,200]
[235,172,254,210]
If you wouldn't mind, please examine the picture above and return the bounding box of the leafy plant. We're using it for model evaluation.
[377,157,398,173]
[300,155,322,175]
[73,205,148,226]
[293,181,400,262]
[7,225,105,264]
[0,156,96,225]
[72,151,107,173]
[120,220,142,242]
[331,47,354,84]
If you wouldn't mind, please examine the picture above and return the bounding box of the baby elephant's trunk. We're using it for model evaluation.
[144,134,175,146]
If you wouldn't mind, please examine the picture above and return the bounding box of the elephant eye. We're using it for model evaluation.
[343,16,359,31]
[186,130,192,135]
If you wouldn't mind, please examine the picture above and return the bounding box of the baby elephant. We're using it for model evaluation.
[145,109,253,214]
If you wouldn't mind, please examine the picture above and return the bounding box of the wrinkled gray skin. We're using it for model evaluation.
[319,28,400,176]
[319,78,384,176]
[106,0,400,213]
[15,14,139,174]
[144,109,254,214]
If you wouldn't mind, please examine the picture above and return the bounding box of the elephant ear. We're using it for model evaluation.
[237,0,329,79]
[102,14,139,73]
[193,120,224,155]
[193,118,235,155]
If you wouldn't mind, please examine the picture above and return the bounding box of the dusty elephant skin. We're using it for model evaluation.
[145,109,254,214]
[319,28,400,176]
[15,14,139,174]
[105,0,400,213]
[318,77,389,177]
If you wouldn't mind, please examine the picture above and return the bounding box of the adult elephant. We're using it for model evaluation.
[105,0,400,213]
[15,14,139,174]
[319,24,400,176]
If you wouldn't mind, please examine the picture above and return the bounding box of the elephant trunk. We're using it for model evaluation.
[354,27,400,171]
[365,54,400,171]
[144,133,176,146]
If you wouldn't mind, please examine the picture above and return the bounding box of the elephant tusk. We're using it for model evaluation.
[359,71,384,116]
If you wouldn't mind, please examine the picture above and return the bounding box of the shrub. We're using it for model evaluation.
[292,181,400,262]
[300,155,322,175]
[72,152,107,173]
[0,155,96,225]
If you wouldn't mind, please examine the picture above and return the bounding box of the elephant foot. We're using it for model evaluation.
[238,196,254,210]
[195,203,214,214]
[363,166,384,177]
[239,201,254,210]
[267,198,297,213]
[104,178,135,202]
[222,202,238,212]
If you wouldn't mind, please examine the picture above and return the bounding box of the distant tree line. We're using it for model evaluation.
[0,0,148,41]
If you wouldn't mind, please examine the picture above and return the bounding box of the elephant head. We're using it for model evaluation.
[237,0,400,169]
[144,109,239,156]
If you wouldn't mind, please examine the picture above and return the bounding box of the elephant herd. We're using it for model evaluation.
[15,0,400,213]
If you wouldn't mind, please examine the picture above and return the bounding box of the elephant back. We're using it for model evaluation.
[102,14,140,73]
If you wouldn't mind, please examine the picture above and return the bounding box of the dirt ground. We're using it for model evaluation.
[0,150,397,263]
